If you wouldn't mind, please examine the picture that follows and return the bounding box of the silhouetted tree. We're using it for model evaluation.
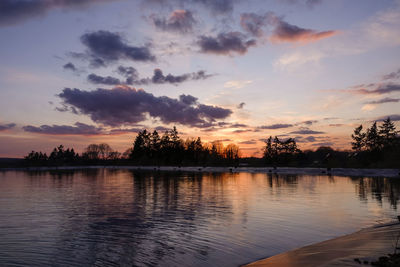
[365,122,381,151]
[263,136,301,166]
[350,119,399,167]
[82,143,119,161]
[224,144,240,165]
[83,144,101,160]
[351,125,365,151]
[130,130,150,162]
[379,117,398,148]
[49,145,78,164]
[24,151,48,165]
[128,127,241,166]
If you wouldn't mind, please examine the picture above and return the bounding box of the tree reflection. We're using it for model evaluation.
[351,177,400,209]
[3,170,400,266]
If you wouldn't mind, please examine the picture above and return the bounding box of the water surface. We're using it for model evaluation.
[0,169,399,266]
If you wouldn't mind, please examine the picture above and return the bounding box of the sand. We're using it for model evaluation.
[243,222,400,267]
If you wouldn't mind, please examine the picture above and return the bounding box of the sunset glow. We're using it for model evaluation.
[0,0,399,157]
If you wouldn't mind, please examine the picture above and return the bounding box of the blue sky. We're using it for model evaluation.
[0,0,399,157]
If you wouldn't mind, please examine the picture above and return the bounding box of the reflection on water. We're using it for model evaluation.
[0,170,399,266]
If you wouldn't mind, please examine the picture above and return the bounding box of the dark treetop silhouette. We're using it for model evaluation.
[14,118,400,169]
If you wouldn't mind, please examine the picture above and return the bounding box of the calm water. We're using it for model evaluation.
[0,170,399,266]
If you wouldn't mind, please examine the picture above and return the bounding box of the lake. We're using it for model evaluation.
[0,169,399,266]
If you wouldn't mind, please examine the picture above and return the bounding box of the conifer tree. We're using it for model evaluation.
[379,117,397,148]
[351,125,365,151]
[365,122,380,151]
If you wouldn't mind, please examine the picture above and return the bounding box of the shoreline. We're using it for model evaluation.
[243,221,400,267]
[0,165,399,177]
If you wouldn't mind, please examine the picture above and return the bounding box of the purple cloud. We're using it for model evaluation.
[365,97,400,105]
[23,122,104,135]
[376,114,400,122]
[58,87,232,127]
[290,128,325,135]
[197,32,256,55]
[87,68,212,86]
[0,123,16,131]
[151,10,196,33]
[87,74,122,85]
[240,12,336,43]
[145,0,235,14]
[79,30,155,66]
[63,62,77,72]
[0,0,118,27]
[259,123,293,129]
[382,68,400,80]
[352,83,400,95]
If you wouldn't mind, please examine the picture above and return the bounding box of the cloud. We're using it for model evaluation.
[117,66,138,78]
[0,123,16,131]
[304,0,322,6]
[22,122,146,135]
[232,129,252,133]
[382,68,400,80]
[231,123,248,128]
[0,0,117,27]
[214,139,232,142]
[87,74,122,85]
[267,13,337,43]
[197,32,256,55]
[275,50,324,69]
[151,10,196,33]
[275,4,400,68]
[239,140,257,145]
[240,13,269,37]
[224,80,252,89]
[300,120,318,125]
[117,65,140,84]
[79,30,155,66]
[311,142,334,147]
[376,114,400,122]
[365,97,400,105]
[281,0,323,7]
[23,122,104,135]
[147,69,211,84]
[155,126,170,132]
[290,128,325,134]
[361,104,376,111]
[240,12,337,43]
[352,83,400,95]
[109,128,143,134]
[63,62,77,72]
[144,0,235,14]
[58,86,232,127]
[237,102,246,109]
[259,123,293,129]
[295,136,316,143]
[87,68,211,86]
[304,136,316,142]
[193,0,235,13]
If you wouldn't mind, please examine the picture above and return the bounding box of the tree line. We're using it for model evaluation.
[259,118,399,168]
[129,127,240,166]
[20,118,399,168]
[23,144,122,166]
[350,117,399,167]
[22,127,240,167]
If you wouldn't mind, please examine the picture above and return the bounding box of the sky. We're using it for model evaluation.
[0,0,399,158]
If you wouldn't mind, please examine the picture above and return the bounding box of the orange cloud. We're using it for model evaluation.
[270,29,338,43]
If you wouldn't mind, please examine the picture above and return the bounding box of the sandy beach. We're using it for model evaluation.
[1,166,399,178]
[244,222,400,267]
